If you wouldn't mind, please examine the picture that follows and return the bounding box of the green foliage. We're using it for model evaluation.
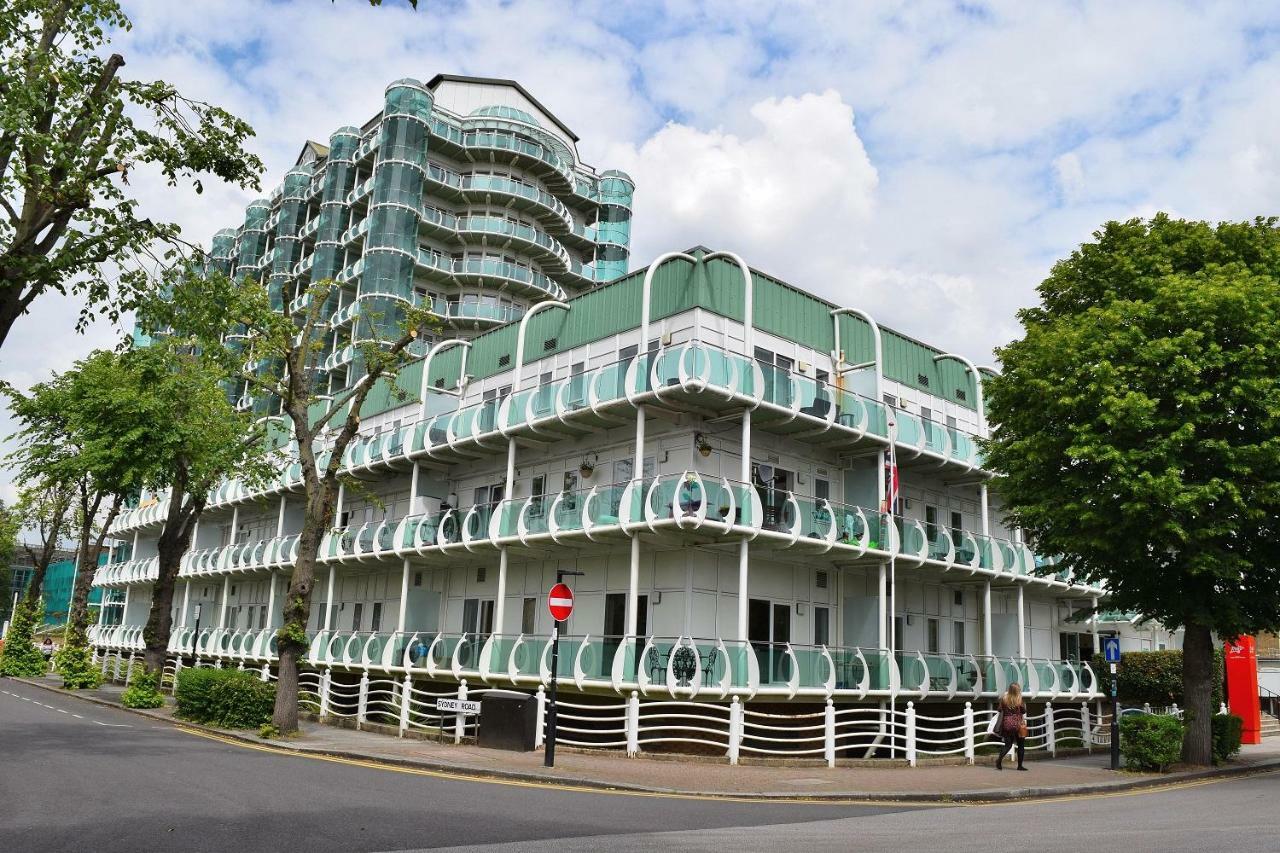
[175,667,275,729]
[120,668,164,709]
[0,0,263,349]
[258,722,281,740]
[985,215,1280,637]
[1212,713,1244,764]
[1120,714,1185,772]
[55,639,101,689]
[0,597,48,677]
[1090,649,1224,708]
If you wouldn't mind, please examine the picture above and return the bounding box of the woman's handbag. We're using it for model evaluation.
[1017,723,1029,739]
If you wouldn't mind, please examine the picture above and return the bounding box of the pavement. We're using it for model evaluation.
[11,674,1280,802]
[3,677,1278,853]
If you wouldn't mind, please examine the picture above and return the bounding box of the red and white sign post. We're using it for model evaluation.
[544,571,582,768]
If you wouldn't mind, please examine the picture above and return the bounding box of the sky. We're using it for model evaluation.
[3,0,1280,498]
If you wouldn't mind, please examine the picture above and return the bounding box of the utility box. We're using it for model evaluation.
[478,690,538,752]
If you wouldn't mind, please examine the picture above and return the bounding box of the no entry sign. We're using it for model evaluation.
[547,582,574,622]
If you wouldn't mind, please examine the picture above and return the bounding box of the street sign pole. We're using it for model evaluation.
[1103,637,1121,771]
[544,569,583,769]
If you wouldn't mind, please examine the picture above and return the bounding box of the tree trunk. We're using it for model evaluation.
[23,559,52,607]
[1182,622,1215,765]
[271,490,334,733]
[143,509,195,676]
[65,515,97,648]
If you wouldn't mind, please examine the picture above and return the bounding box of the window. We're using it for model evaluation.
[413,571,423,587]
[815,570,828,590]
[927,618,940,654]
[814,478,830,500]
[920,406,932,422]
[476,565,487,583]
[816,368,830,384]
[953,621,965,654]
[946,415,957,430]
[352,602,363,633]
[329,604,338,629]
[950,511,963,540]
[371,602,382,633]
[522,597,536,634]
[894,616,904,651]
[884,394,897,409]
[814,606,830,646]
[530,475,546,517]
[259,606,268,631]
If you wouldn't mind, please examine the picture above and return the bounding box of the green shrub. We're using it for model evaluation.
[55,641,102,689]
[0,599,48,678]
[1089,648,1224,708]
[121,668,165,709]
[1120,714,1184,771]
[1211,713,1244,764]
[175,667,274,728]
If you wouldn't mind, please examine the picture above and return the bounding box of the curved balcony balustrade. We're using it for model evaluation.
[457,129,575,193]
[455,215,571,273]
[92,556,160,588]
[104,621,1099,703]
[457,172,574,234]
[450,256,566,300]
[181,533,302,580]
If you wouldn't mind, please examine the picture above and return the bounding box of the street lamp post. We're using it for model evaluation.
[191,603,203,661]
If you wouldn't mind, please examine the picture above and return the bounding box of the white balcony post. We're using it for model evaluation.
[399,673,413,736]
[124,651,135,686]
[964,701,975,764]
[1082,701,1092,753]
[905,701,917,767]
[1091,595,1100,654]
[179,580,192,630]
[266,572,278,632]
[397,558,412,634]
[534,685,546,748]
[319,668,331,719]
[455,679,468,744]
[626,691,640,756]
[1016,586,1026,660]
[824,699,836,768]
[356,671,370,730]
[728,696,742,765]
[260,662,270,682]
[1046,701,1056,756]
[172,656,183,690]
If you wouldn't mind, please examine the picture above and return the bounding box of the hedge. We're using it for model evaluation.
[1120,714,1184,771]
[1212,713,1244,764]
[1089,649,1224,708]
[121,669,165,709]
[175,667,275,728]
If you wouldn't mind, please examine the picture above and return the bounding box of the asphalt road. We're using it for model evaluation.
[1,680,1276,853]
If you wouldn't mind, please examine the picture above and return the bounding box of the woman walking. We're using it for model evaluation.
[996,682,1028,771]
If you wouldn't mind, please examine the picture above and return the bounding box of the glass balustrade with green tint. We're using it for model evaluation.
[585,482,630,527]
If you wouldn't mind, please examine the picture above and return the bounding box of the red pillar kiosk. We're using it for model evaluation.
[1225,637,1261,745]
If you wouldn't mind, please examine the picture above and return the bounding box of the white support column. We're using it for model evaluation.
[454,679,468,744]
[266,572,278,630]
[1091,594,1100,654]
[728,696,742,765]
[979,483,990,537]
[1016,585,1026,660]
[878,564,888,650]
[322,566,336,631]
[276,496,287,537]
[1046,701,1056,756]
[736,411,751,642]
[983,581,993,657]
[905,701,917,767]
[626,691,640,757]
[399,462,420,634]
[399,672,413,737]
[217,576,230,629]
[179,580,192,628]
[1082,701,1092,753]
[824,699,836,768]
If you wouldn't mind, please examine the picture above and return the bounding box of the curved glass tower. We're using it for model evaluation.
[207,74,634,399]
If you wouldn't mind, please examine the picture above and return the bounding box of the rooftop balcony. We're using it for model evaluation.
[90,623,1100,704]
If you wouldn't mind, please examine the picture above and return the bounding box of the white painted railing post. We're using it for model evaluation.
[906,701,917,767]
[1046,701,1056,756]
[398,673,413,737]
[728,696,742,766]
[237,660,245,671]
[626,691,640,756]
[1220,701,1228,715]
[260,662,270,682]
[173,657,184,693]
[319,668,332,719]
[534,685,546,749]
[964,701,975,764]
[824,699,836,768]
[124,652,135,686]
[357,671,370,730]
[1082,701,1092,753]
[100,651,110,676]
[455,679,468,744]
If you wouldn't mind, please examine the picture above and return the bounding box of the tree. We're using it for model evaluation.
[0,0,263,350]
[15,483,74,606]
[144,267,435,733]
[100,342,273,678]
[983,215,1280,766]
[5,351,155,687]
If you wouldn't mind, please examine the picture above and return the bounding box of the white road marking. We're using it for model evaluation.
[3,687,130,728]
